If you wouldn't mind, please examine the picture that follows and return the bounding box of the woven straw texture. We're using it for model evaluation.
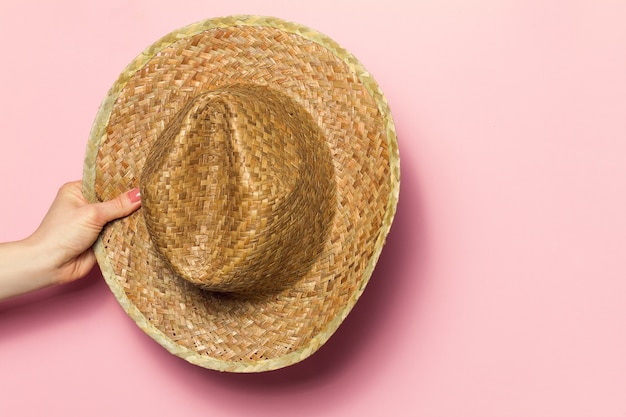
[83,15,400,372]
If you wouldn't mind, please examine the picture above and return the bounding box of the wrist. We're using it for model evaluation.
[0,238,58,301]
[22,233,65,286]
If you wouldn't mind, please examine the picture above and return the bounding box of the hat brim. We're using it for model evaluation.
[83,15,399,372]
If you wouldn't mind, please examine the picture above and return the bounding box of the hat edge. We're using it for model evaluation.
[94,237,341,372]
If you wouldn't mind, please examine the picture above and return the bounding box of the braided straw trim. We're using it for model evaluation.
[83,15,399,372]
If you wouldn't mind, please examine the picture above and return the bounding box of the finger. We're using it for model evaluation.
[56,181,87,204]
[93,188,142,225]
[59,249,98,285]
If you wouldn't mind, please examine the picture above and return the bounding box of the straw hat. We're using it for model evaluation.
[83,15,399,372]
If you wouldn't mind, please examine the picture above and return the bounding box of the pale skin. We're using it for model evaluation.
[0,181,141,301]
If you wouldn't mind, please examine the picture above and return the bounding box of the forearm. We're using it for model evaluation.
[0,238,57,301]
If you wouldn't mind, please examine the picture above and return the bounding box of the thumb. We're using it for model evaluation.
[93,187,142,225]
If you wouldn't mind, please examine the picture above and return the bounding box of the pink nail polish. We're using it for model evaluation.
[128,187,141,203]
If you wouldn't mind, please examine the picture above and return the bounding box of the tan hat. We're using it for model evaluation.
[83,15,399,372]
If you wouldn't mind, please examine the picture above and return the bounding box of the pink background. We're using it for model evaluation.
[1,1,625,416]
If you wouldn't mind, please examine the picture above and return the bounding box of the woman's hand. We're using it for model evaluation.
[0,181,141,301]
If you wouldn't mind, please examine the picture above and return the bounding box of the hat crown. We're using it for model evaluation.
[140,85,336,294]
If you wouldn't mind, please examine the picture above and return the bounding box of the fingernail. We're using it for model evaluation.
[128,187,141,203]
